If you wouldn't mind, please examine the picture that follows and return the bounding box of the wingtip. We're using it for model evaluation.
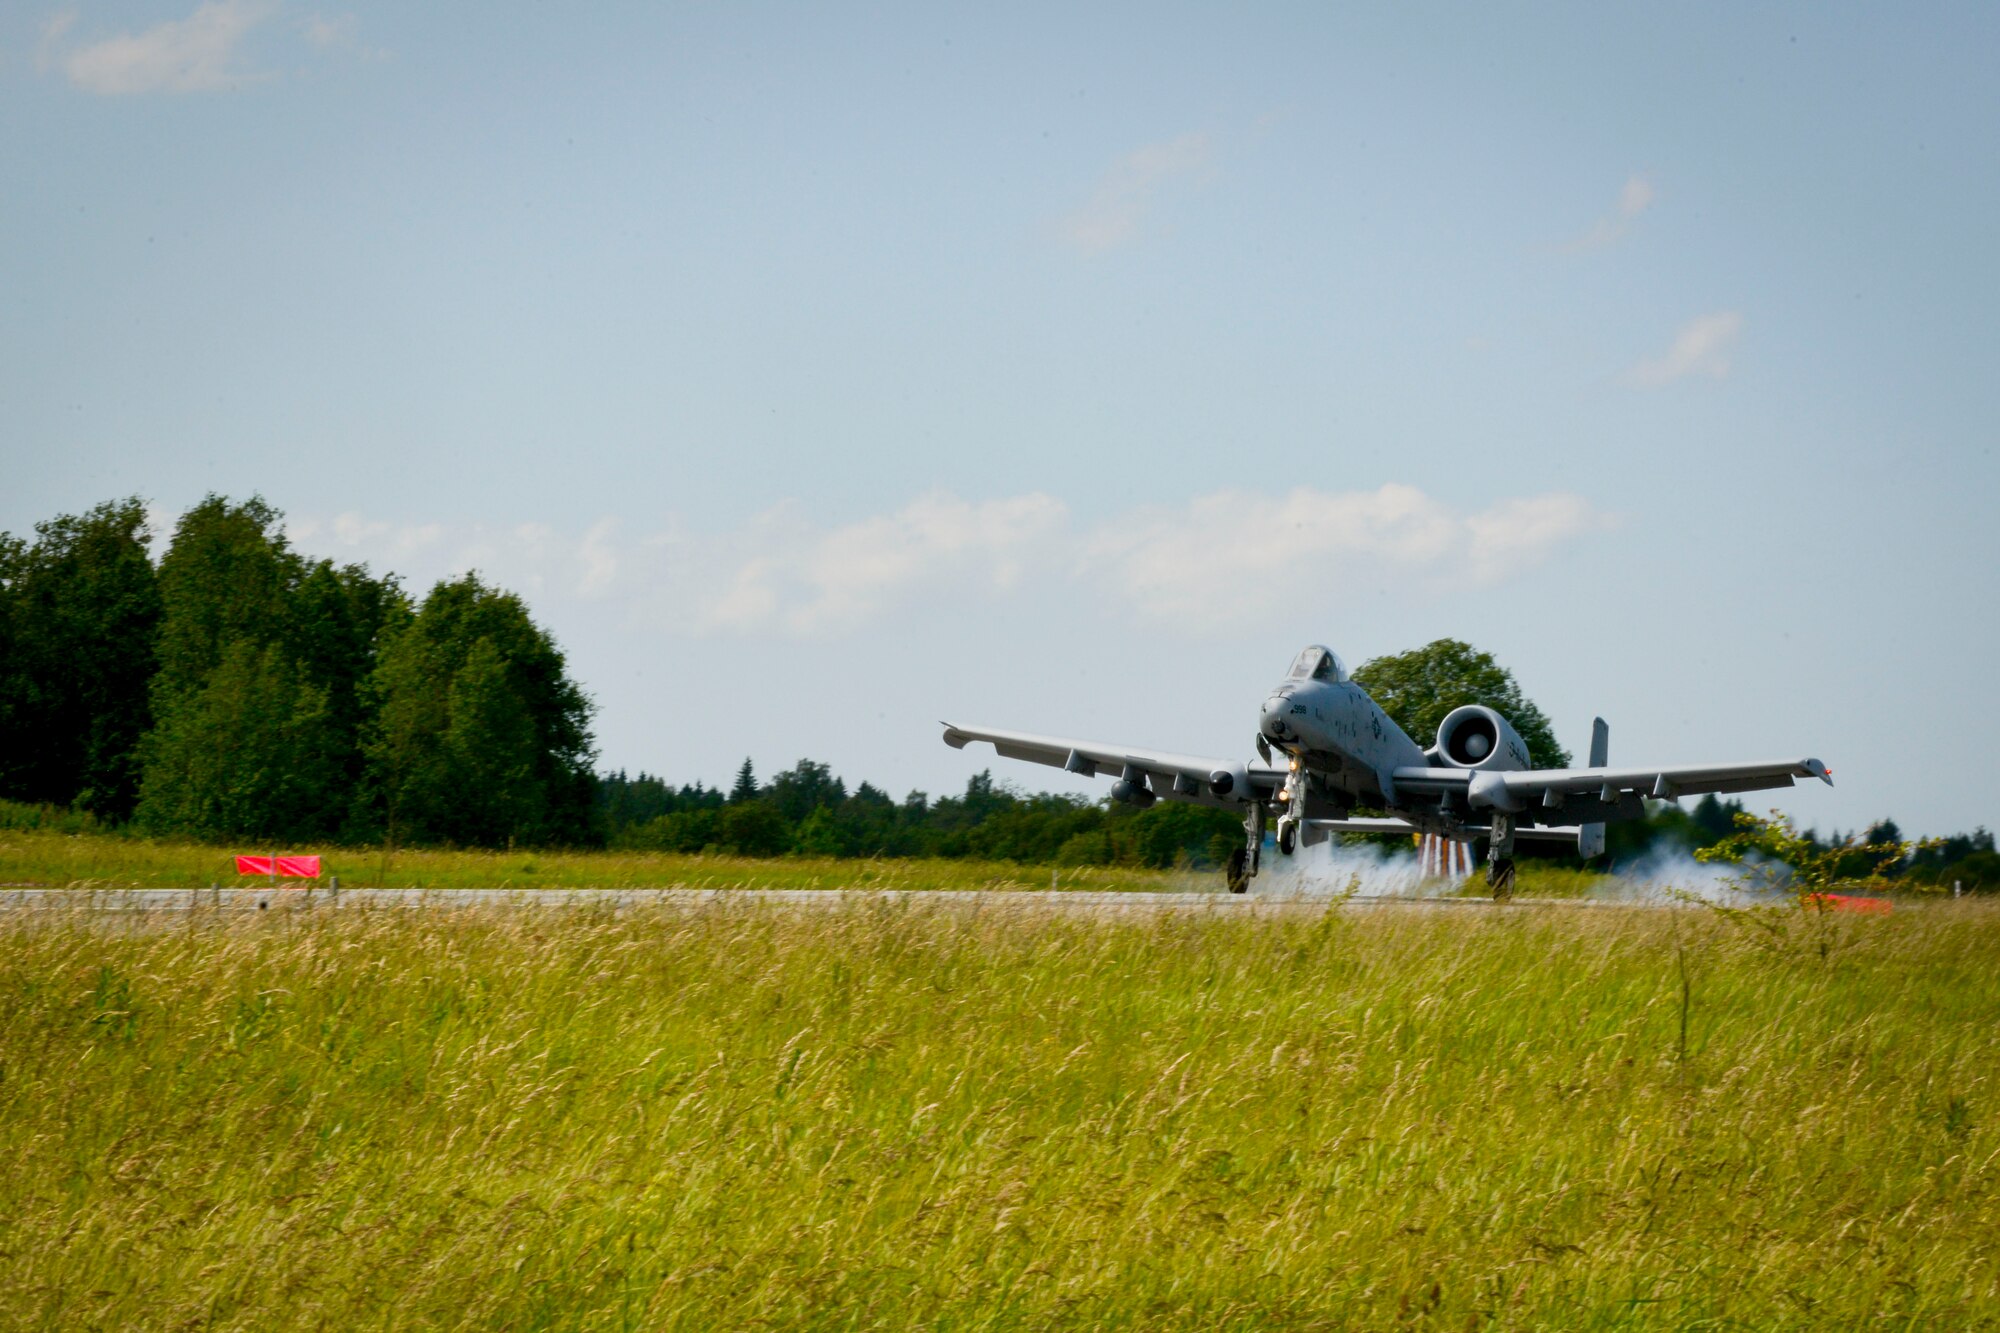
[940,723,969,750]
[1805,758,1833,786]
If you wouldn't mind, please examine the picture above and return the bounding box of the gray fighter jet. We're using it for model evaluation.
[942,643,1831,897]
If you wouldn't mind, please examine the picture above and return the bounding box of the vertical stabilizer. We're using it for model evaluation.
[1580,717,1608,859]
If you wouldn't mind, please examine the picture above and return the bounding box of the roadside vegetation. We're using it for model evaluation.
[0,824,1184,893]
[3,895,1995,1329]
[0,804,1975,902]
[0,815,1585,896]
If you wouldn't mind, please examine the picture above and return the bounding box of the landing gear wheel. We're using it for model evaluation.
[1225,846,1250,894]
[1487,857,1517,902]
[1277,821,1298,856]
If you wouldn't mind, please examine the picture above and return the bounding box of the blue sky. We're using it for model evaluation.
[6,3,1996,837]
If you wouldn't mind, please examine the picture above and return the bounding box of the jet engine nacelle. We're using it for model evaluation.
[1206,764,1251,802]
[1431,705,1531,772]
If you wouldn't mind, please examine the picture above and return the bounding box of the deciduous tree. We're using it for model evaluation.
[361,575,597,847]
[0,499,160,818]
[1351,638,1570,769]
[134,641,344,839]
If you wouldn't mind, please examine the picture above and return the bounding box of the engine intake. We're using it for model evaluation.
[1207,764,1254,801]
[1433,705,1531,772]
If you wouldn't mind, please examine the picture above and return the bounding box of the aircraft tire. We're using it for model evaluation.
[1226,846,1250,894]
[1488,857,1516,901]
[1277,822,1297,856]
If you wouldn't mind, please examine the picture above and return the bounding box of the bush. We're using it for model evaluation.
[1055,831,1113,866]
[1123,802,1243,869]
[612,809,718,854]
[0,799,106,835]
[792,807,847,857]
[717,800,790,858]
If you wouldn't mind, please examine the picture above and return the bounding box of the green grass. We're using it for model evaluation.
[2,894,1995,1328]
[0,827,1186,893]
[1440,864,1611,899]
[0,826,1620,897]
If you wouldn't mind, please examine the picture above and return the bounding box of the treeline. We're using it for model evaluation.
[596,769,1999,886]
[0,497,595,846]
[0,495,1240,869]
[1605,794,1999,891]
[600,764,1246,869]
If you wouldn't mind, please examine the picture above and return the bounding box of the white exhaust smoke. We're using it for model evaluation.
[1252,836,1458,899]
[1594,848,1782,904]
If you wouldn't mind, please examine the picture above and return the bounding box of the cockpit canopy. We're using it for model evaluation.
[1287,644,1347,684]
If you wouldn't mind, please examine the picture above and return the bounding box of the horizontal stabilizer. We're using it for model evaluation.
[1305,818,1585,850]
[1301,817,1421,836]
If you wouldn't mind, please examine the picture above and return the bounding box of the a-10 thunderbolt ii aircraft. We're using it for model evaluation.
[941,643,1832,897]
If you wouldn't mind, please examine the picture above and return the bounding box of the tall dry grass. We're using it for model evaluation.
[1,897,1995,1328]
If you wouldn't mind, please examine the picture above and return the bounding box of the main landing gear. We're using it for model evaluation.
[1228,802,1266,893]
[1486,813,1517,901]
[1226,846,1250,894]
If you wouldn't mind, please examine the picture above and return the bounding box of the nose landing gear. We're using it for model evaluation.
[1274,755,1307,857]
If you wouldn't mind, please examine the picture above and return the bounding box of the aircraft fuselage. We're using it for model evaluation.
[1256,662,1426,813]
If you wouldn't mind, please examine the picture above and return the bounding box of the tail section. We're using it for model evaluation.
[1579,717,1609,859]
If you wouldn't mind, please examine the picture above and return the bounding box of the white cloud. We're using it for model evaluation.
[577,518,621,598]
[1623,311,1743,387]
[1617,174,1656,217]
[54,0,272,95]
[141,500,174,560]
[312,512,441,556]
[1565,172,1657,252]
[301,12,350,48]
[38,10,77,54]
[697,492,1069,634]
[1060,132,1214,254]
[1462,493,1614,583]
[299,11,386,60]
[1085,485,1612,626]
[284,485,1612,637]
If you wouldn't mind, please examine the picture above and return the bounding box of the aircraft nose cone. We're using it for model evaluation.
[1261,693,1292,739]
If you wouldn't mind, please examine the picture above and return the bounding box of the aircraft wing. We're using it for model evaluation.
[1391,757,1832,811]
[940,722,1284,807]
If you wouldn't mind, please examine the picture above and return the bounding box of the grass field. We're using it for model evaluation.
[0,827,1193,894]
[3,890,1995,1329]
[0,824,1608,896]
[0,826,1623,899]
